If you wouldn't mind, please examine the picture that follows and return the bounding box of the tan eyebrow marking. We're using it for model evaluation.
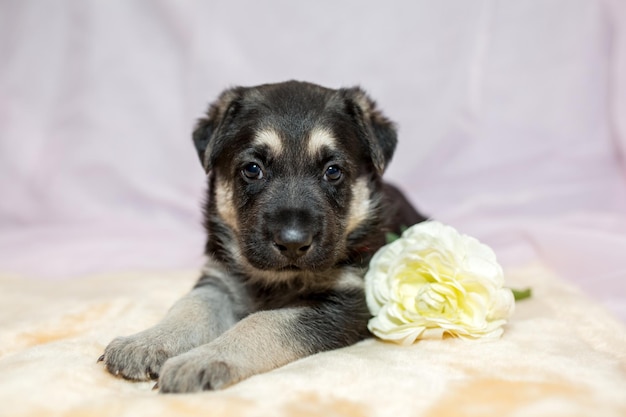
[307,128,337,156]
[253,129,284,155]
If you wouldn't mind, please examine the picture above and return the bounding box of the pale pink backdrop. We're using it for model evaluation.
[1,0,625,320]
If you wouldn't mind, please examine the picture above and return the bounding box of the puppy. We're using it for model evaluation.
[99,81,426,393]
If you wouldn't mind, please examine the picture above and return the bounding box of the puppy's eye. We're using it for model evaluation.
[324,165,342,182]
[242,163,264,180]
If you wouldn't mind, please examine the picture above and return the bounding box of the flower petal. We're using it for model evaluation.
[364,220,514,343]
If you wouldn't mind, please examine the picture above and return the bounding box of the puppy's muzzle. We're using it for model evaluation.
[273,227,313,259]
[267,209,317,261]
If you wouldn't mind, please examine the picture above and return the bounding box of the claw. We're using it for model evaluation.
[152,382,159,391]
[97,354,105,363]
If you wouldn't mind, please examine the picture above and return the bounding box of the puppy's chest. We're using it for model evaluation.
[243,273,352,311]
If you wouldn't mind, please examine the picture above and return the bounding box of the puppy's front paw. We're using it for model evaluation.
[100,332,173,381]
[158,349,243,393]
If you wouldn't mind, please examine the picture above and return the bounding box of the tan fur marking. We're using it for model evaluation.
[215,178,238,231]
[333,268,366,290]
[346,177,371,233]
[254,129,283,156]
[218,308,304,367]
[307,128,337,156]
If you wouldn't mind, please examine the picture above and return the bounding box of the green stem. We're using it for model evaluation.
[511,288,532,301]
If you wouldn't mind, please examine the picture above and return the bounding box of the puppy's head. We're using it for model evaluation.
[194,81,397,275]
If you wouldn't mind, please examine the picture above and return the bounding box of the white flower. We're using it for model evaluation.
[365,221,514,345]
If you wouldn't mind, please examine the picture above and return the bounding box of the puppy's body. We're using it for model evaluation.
[101,81,425,393]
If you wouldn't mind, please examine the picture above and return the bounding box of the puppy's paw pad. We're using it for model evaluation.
[158,355,239,393]
[101,335,171,381]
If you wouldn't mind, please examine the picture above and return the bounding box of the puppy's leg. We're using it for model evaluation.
[101,268,246,381]
[158,278,369,393]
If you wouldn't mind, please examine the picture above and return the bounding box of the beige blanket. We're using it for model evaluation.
[1,264,625,417]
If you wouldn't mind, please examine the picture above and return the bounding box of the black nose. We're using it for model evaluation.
[273,227,313,259]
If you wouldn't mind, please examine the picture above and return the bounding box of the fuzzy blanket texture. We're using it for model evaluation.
[1,265,625,417]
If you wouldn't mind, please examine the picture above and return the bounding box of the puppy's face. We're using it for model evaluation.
[194,81,397,275]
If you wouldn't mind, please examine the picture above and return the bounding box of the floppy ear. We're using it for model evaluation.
[193,87,243,172]
[340,87,398,176]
